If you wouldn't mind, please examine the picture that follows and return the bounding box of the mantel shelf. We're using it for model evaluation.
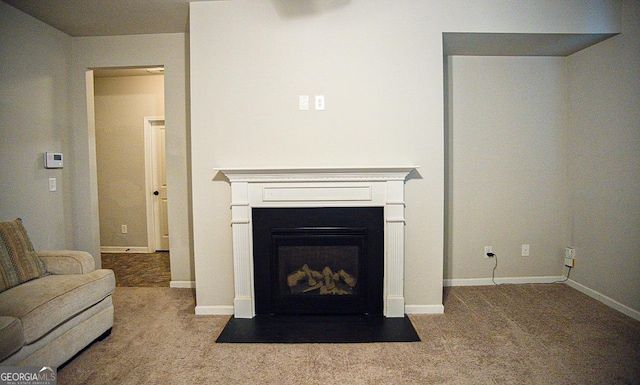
[215,166,418,183]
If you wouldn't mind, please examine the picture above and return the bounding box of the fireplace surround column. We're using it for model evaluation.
[217,167,416,318]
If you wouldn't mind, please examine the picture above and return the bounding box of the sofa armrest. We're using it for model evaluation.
[36,250,96,275]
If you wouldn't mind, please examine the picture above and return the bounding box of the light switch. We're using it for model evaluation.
[48,178,57,192]
[315,95,325,111]
[299,95,309,110]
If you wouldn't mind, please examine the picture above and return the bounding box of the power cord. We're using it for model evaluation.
[550,265,573,283]
[488,252,506,286]
[489,252,573,286]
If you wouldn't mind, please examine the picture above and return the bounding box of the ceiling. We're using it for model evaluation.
[3,0,617,56]
[93,67,165,78]
[2,0,194,36]
[442,32,617,57]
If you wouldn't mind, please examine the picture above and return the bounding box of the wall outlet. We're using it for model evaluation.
[314,95,325,110]
[121,225,128,234]
[521,244,530,257]
[484,246,493,258]
[564,247,575,267]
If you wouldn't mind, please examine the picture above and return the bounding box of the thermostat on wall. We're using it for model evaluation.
[44,152,63,169]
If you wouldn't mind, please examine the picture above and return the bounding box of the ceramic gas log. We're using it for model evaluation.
[287,264,357,295]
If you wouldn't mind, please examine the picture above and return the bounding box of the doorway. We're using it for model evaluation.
[91,66,171,286]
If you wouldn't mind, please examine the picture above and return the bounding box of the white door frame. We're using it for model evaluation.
[144,116,166,252]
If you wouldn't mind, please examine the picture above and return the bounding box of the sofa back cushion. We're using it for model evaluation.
[0,219,47,293]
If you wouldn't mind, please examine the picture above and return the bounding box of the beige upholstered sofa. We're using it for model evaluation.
[0,219,115,366]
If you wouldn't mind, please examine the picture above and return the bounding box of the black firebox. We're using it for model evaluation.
[252,207,384,315]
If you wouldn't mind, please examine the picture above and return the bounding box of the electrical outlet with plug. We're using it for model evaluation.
[565,247,576,267]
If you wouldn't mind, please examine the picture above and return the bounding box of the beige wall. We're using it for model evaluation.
[189,0,621,312]
[94,75,164,249]
[0,2,72,249]
[567,0,640,312]
[446,56,571,282]
[190,1,446,309]
[0,6,192,280]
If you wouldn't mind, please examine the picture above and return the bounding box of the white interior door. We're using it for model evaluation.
[153,121,170,251]
[145,117,169,251]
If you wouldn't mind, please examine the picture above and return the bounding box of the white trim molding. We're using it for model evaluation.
[100,246,151,253]
[566,279,640,321]
[195,305,234,316]
[405,304,445,314]
[216,167,417,319]
[444,276,565,287]
[170,281,195,289]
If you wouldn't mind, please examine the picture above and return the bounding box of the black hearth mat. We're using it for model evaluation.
[216,314,420,343]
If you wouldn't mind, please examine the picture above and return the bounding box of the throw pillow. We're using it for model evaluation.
[0,218,47,293]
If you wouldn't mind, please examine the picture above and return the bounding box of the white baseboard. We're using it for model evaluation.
[195,305,234,316]
[442,276,639,321]
[385,296,406,317]
[195,304,444,316]
[566,279,640,321]
[170,281,195,289]
[444,276,565,287]
[100,246,151,253]
[405,304,444,314]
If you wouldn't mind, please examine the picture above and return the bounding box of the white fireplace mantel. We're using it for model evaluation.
[216,167,417,318]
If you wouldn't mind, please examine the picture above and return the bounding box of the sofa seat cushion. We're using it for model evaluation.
[0,269,115,344]
[0,316,23,361]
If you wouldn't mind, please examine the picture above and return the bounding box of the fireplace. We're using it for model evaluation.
[253,207,384,315]
[216,167,415,318]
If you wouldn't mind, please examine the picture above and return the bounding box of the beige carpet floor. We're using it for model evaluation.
[58,284,639,384]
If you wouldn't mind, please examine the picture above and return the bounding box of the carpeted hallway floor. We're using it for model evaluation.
[58,284,640,384]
